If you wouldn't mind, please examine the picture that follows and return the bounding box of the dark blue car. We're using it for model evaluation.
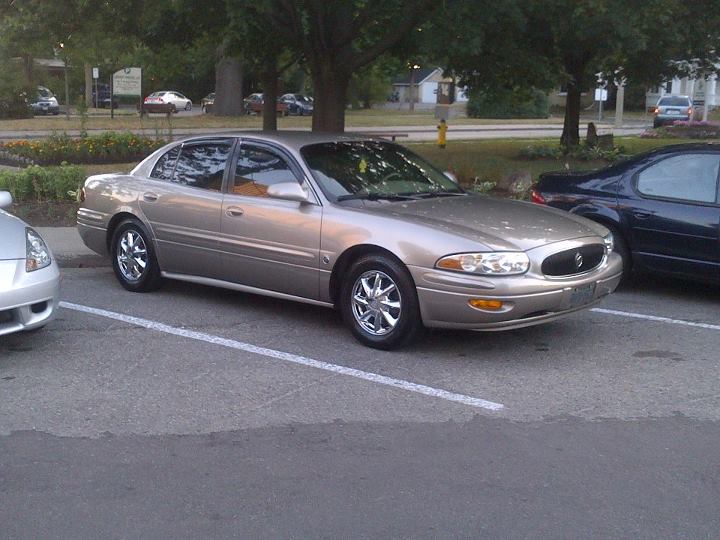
[532,144,720,284]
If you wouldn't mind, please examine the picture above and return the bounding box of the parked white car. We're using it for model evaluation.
[0,191,60,336]
[142,91,193,113]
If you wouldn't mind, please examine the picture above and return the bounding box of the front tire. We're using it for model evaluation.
[607,225,633,285]
[340,255,423,350]
[110,219,163,292]
[184,102,192,111]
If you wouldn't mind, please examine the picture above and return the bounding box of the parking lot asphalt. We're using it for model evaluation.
[2,268,719,538]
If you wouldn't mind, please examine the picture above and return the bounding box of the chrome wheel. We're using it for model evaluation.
[116,230,148,282]
[351,270,402,336]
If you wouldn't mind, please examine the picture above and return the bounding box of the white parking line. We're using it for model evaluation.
[59,301,504,412]
[591,307,720,332]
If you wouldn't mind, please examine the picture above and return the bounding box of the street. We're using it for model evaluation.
[2,267,719,538]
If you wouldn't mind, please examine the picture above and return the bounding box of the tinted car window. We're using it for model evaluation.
[657,97,691,107]
[150,147,180,181]
[173,142,232,191]
[637,153,720,203]
[232,146,298,197]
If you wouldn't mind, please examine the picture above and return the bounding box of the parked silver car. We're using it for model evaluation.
[0,192,60,336]
[77,133,622,348]
[653,95,693,127]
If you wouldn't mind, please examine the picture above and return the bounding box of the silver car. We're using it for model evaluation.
[0,192,60,336]
[77,133,623,349]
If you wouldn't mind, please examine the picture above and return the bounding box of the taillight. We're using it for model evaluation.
[653,107,659,114]
[531,188,546,205]
[688,107,693,115]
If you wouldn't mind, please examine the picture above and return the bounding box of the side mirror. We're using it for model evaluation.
[444,171,458,184]
[266,181,311,203]
[0,191,12,209]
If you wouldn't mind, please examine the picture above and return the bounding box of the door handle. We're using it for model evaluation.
[142,192,159,202]
[633,210,654,220]
[225,207,244,217]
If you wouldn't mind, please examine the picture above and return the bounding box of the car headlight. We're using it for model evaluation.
[26,228,51,272]
[603,232,614,253]
[436,252,530,275]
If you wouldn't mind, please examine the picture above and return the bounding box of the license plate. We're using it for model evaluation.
[569,282,596,308]
[667,110,679,115]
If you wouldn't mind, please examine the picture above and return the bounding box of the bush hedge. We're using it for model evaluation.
[467,88,549,119]
[0,132,164,165]
[0,164,85,202]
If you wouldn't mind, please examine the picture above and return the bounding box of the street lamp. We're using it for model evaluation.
[59,39,71,120]
[409,63,421,112]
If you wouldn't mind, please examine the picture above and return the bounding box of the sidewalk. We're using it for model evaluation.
[0,121,648,142]
[36,227,108,268]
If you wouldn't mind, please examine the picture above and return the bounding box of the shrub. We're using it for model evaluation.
[0,62,32,119]
[0,164,85,202]
[0,132,164,165]
[467,88,549,119]
[519,143,627,163]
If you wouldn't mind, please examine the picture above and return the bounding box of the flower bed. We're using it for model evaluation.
[0,164,85,202]
[0,132,164,166]
[641,121,720,139]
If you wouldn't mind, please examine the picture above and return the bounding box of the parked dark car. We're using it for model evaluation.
[280,93,313,116]
[91,83,117,109]
[532,144,720,284]
[244,93,287,115]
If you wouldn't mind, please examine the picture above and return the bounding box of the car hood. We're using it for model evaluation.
[360,194,607,251]
[0,210,28,260]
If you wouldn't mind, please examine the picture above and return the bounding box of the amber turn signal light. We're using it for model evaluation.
[469,299,504,310]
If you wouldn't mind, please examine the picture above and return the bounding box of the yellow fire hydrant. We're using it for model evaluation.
[437,118,448,149]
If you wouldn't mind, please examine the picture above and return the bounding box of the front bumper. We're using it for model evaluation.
[410,250,623,331]
[0,259,60,336]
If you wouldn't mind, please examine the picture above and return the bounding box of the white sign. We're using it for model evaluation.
[112,67,142,96]
[92,67,99,79]
[594,88,608,102]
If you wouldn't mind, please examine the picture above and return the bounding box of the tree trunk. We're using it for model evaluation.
[560,79,582,147]
[261,69,278,131]
[214,53,244,116]
[311,63,350,132]
[23,55,33,85]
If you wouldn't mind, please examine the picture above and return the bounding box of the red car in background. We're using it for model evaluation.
[244,93,288,116]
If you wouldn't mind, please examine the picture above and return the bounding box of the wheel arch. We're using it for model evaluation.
[328,244,412,305]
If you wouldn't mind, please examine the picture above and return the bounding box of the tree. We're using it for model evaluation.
[248,0,436,132]
[438,0,720,147]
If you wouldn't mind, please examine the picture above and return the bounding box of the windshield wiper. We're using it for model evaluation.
[398,191,466,199]
[336,193,415,202]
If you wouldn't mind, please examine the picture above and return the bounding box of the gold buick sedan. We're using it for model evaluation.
[77,132,622,349]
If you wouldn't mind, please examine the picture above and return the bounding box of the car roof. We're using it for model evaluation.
[174,131,390,152]
[637,142,720,158]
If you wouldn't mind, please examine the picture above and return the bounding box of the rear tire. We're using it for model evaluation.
[340,255,423,350]
[110,219,163,292]
[184,102,192,111]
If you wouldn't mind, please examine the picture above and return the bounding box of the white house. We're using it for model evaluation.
[392,67,469,105]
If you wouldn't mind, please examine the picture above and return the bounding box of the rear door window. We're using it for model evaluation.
[636,153,720,204]
[173,141,233,191]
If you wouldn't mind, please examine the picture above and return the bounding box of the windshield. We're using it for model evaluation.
[658,96,690,106]
[37,87,53,98]
[301,140,463,201]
